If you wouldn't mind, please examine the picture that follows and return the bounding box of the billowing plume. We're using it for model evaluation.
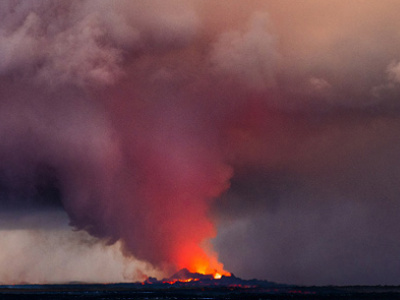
[1,0,400,286]
[0,0,232,277]
[0,211,162,284]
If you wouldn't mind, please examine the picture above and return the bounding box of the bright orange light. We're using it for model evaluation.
[214,272,222,279]
[163,278,200,284]
[175,242,230,279]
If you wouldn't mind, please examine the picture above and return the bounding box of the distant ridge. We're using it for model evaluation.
[1,279,400,299]
[144,268,281,289]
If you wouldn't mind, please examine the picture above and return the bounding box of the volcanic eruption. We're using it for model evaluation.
[2,0,400,287]
[0,0,238,281]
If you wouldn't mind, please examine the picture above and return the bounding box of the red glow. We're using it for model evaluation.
[162,278,200,284]
[175,242,230,279]
[228,284,258,289]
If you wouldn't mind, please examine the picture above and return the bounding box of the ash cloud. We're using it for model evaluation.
[210,12,278,90]
[1,0,400,286]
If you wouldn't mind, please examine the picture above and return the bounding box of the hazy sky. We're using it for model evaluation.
[1,0,400,286]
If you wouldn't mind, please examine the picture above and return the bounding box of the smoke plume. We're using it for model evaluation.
[1,0,400,285]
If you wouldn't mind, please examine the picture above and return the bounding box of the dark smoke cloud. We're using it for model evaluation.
[214,113,400,285]
[1,0,400,285]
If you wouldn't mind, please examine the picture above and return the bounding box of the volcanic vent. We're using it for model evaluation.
[143,268,280,289]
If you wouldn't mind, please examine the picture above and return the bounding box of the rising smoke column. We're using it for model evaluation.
[0,0,245,276]
[2,0,400,286]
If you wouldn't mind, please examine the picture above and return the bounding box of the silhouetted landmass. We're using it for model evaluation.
[1,271,400,299]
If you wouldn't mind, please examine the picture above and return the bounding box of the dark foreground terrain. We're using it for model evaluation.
[1,270,400,299]
[1,284,400,300]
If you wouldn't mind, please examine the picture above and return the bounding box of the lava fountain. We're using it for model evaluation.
[175,241,230,279]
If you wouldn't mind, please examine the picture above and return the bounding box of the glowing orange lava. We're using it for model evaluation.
[162,278,200,284]
[175,242,230,279]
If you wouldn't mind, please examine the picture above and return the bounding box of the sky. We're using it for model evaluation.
[1,0,400,286]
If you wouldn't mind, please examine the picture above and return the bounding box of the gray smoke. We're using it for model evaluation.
[1,0,400,285]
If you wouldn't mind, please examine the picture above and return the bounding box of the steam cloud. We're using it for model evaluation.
[1,0,400,285]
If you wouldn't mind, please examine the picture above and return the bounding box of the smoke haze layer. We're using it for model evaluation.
[1,0,400,285]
